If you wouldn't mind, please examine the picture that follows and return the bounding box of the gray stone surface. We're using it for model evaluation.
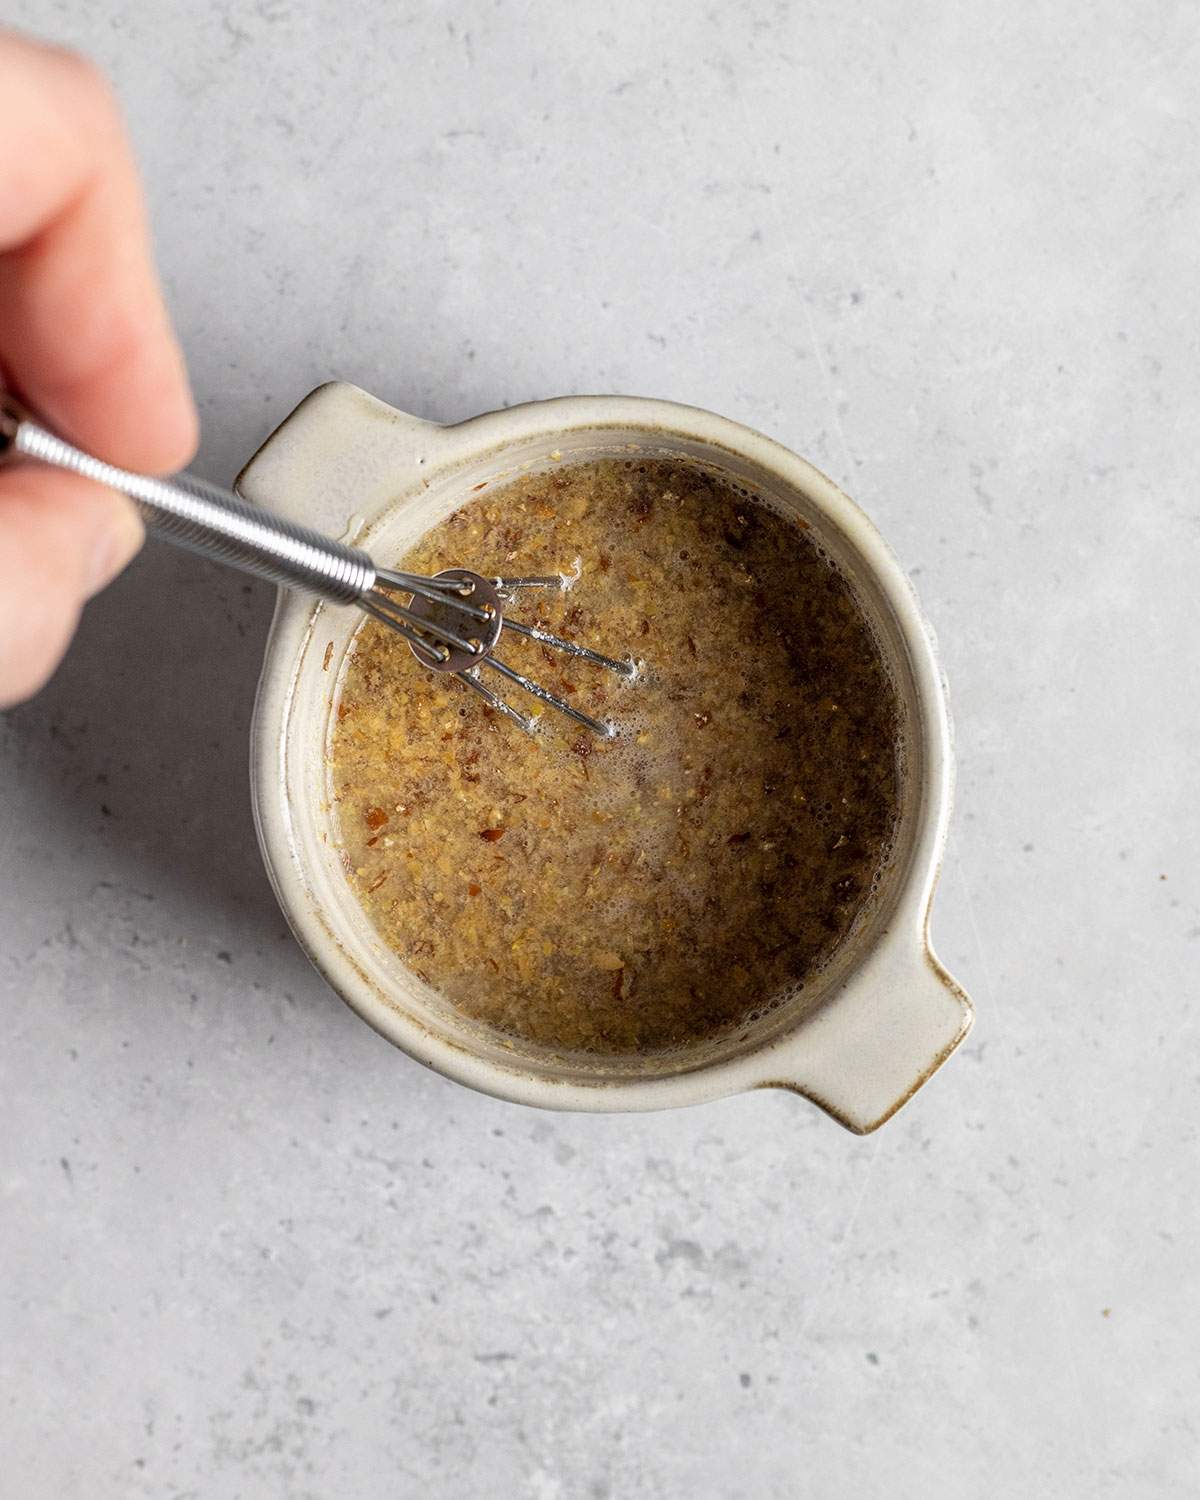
[2,2,1197,1496]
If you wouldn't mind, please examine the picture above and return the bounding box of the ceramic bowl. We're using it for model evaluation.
[241,383,972,1131]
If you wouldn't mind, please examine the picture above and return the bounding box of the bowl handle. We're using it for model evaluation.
[234,381,444,533]
[760,935,973,1134]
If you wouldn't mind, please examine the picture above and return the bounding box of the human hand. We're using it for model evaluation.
[0,29,196,707]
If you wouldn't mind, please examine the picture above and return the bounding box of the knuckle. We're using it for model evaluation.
[51,45,121,127]
[53,43,102,87]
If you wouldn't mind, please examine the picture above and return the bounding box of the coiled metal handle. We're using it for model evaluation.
[0,397,375,603]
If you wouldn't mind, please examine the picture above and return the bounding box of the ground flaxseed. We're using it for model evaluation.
[329,457,901,1055]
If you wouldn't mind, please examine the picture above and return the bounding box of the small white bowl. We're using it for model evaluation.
[241,383,972,1132]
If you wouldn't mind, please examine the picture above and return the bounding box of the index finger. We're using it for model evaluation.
[0,30,197,472]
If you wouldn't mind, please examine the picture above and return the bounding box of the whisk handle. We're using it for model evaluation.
[0,398,375,603]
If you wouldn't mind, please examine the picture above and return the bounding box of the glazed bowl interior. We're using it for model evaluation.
[275,423,927,1086]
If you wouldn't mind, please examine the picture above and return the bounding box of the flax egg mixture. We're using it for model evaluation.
[328,457,903,1055]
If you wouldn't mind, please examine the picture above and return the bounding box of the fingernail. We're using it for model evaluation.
[86,498,145,597]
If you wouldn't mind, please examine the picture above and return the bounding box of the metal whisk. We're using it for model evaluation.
[0,397,634,737]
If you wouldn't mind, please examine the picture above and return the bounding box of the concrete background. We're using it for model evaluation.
[2,2,1197,1496]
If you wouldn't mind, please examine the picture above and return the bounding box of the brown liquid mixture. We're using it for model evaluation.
[329,458,901,1055]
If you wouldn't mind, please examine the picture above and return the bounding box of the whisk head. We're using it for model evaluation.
[360,568,635,737]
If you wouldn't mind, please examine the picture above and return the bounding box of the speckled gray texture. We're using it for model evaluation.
[1,3,1197,1496]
